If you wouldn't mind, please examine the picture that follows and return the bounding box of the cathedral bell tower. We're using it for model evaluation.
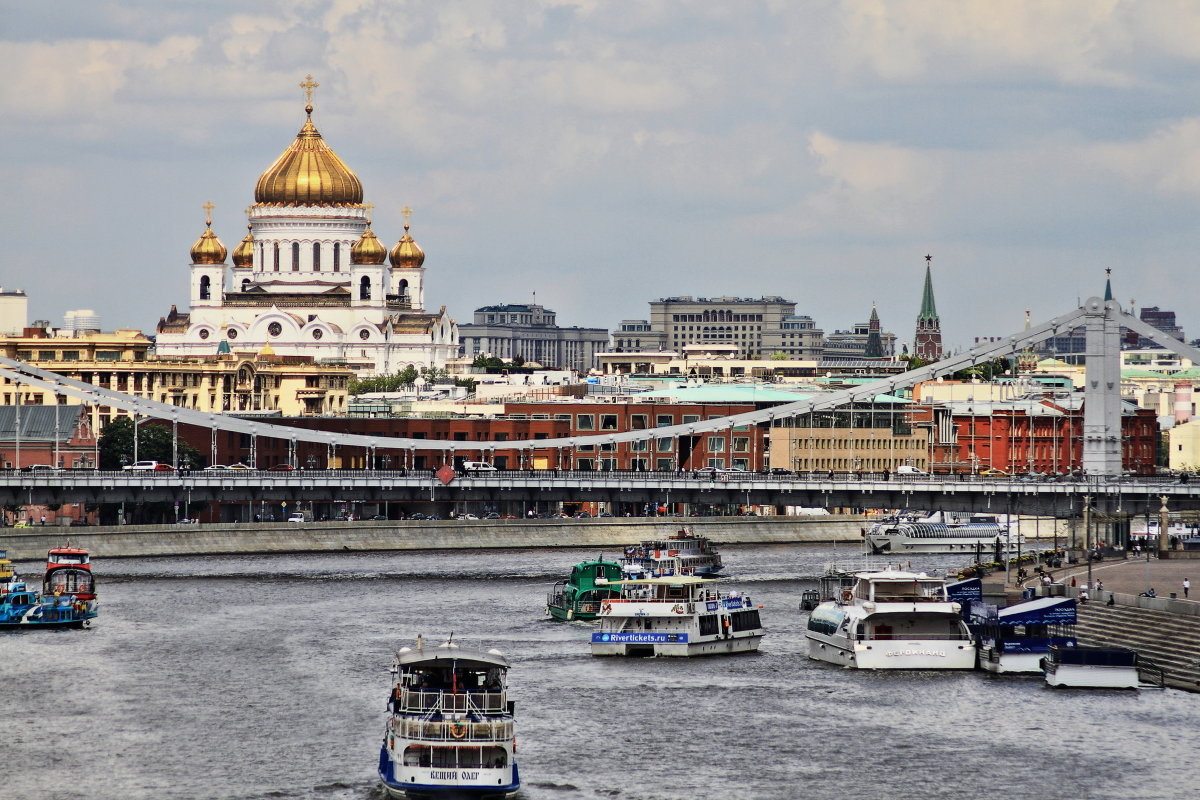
[189,202,227,309]
[388,206,426,312]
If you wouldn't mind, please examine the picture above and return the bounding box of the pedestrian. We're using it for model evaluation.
[1079,588,1089,604]
[1185,578,1191,599]
[1095,579,1103,593]
[1070,576,1077,588]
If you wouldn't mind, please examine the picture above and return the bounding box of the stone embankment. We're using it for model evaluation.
[0,515,873,561]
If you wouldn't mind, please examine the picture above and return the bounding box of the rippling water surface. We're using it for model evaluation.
[4,542,1199,800]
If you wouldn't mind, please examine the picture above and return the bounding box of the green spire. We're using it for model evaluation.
[918,255,938,321]
[217,339,231,355]
[1103,268,1113,301]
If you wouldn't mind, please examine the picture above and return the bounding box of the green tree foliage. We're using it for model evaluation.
[97,417,206,470]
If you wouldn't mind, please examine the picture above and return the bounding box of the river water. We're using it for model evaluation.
[4,542,1199,800]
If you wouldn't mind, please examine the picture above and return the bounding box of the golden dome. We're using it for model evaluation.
[232,223,254,269]
[351,225,387,265]
[254,105,363,206]
[389,223,426,268]
[190,222,227,265]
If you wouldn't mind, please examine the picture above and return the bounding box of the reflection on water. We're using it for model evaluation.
[4,543,1198,800]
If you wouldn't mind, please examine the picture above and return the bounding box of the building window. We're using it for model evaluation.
[577,415,595,431]
[631,440,648,452]
[600,414,618,430]
[656,437,674,453]
[733,437,750,452]
[655,458,674,471]
[198,329,210,340]
[313,243,321,271]
[578,444,595,452]
[312,329,323,340]
[292,242,300,271]
[398,278,409,301]
[359,329,370,340]
[333,242,341,272]
[360,276,371,300]
[656,415,673,427]
[268,322,282,337]
[273,243,280,271]
[683,415,700,424]
[707,436,725,452]
[199,275,211,300]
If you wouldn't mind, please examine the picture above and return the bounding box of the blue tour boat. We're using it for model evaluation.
[0,546,98,630]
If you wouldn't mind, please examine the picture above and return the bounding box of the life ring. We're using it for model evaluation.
[841,589,853,602]
[450,721,467,739]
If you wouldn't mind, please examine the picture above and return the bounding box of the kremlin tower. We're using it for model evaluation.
[914,255,943,361]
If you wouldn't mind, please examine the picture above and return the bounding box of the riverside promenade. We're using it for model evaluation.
[0,514,874,561]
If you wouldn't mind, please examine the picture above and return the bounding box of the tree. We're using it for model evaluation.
[98,417,205,469]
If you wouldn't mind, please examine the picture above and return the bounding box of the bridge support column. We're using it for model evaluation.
[1082,296,1123,476]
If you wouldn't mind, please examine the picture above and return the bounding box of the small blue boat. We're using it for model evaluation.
[0,547,98,630]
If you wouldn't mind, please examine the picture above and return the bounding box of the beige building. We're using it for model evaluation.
[614,296,821,359]
[1168,418,1200,472]
[769,403,928,473]
[1,328,352,431]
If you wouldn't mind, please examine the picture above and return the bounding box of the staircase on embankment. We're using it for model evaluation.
[1075,603,1200,692]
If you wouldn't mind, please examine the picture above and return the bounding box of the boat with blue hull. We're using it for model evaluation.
[0,546,97,630]
[975,597,1077,674]
[621,528,723,577]
[379,637,519,799]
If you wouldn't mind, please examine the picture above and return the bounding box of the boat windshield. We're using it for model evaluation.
[49,552,89,565]
[867,579,947,602]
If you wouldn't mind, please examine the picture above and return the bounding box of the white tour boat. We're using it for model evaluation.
[620,528,724,577]
[805,569,976,669]
[864,511,1022,557]
[1042,644,1141,689]
[591,574,764,656]
[378,637,519,798]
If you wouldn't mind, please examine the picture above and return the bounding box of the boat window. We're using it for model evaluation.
[699,614,719,636]
[730,609,761,632]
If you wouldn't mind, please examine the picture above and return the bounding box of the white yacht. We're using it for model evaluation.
[378,638,519,798]
[805,570,975,669]
[865,511,1022,556]
[591,575,764,657]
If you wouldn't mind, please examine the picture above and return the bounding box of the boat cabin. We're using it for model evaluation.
[846,571,950,604]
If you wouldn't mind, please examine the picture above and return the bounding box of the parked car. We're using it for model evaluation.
[693,466,747,476]
[407,513,427,521]
[459,513,480,520]
[895,465,927,475]
[287,512,308,523]
[461,461,498,473]
[979,468,1009,478]
[268,464,295,471]
[227,463,252,470]
[759,467,793,475]
[369,514,388,521]
[123,461,174,471]
[21,464,59,472]
[483,512,501,519]
[203,464,229,471]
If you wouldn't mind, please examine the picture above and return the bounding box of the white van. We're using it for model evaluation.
[895,465,927,475]
[460,461,498,473]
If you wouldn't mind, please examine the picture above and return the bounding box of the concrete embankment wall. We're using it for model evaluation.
[0,516,874,561]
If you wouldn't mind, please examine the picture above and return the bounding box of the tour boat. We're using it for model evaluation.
[378,637,519,798]
[546,557,623,621]
[1042,644,1140,689]
[975,597,1077,674]
[864,511,1022,557]
[591,573,764,657]
[621,528,724,577]
[805,569,975,669]
[43,545,96,601]
[0,548,98,630]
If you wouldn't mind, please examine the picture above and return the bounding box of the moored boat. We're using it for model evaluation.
[0,546,98,631]
[591,573,764,657]
[621,528,723,577]
[1042,644,1140,689]
[805,569,975,669]
[864,511,1022,557]
[547,558,622,621]
[976,597,1077,674]
[43,545,96,601]
[378,637,519,798]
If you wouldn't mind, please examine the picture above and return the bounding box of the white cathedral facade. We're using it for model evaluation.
[155,83,458,376]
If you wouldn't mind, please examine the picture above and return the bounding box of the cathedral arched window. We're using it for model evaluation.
[199,275,211,300]
[313,243,321,271]
[292,242,300,272]
[241,278,250,293]
[360,276,372,300]
[398,279,409,302]
[273,243,280,271]
[333,242,341,272]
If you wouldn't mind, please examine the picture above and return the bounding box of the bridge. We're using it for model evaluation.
[4,295,1200,519]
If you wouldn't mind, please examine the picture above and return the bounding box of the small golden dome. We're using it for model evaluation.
[389,223,426,268]
[254,104,363,207]
[190,222,228,265]
[351,225,387,265]
[232,223,254,269]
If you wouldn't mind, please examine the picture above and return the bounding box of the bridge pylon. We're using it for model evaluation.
[1082,296,1124,476]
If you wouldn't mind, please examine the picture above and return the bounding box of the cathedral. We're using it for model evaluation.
[155,77,458,376]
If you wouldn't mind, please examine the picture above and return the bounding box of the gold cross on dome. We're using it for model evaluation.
[364,202,375,224]
[401,205,413,228]
[300,74,319,104]
[202,200,215,226]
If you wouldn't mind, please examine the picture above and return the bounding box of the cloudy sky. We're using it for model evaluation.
[5,0,1200,351]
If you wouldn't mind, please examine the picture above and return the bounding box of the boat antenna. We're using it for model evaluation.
[447,631,454,646]
[416,634,423,652]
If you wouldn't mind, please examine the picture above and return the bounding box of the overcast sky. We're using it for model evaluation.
[5,0,1200,351]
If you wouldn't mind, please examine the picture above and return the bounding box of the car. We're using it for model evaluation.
[759,467,793,476]
[459,513,479,520]
[978,468,1009,478]
[287,513,308,523]
[461,461,498,473]
[13,520,30,528]
[227,463,252,470]
[407,513,427,521]
[483,512,501,520]
[574,511,592,519]
[21,464,59,472]
[203,464,230,471]
[895,465,927,475]
[123,461,175,471]
[369,514,388,521]
[267,464,295,471]
[693,466,747,476]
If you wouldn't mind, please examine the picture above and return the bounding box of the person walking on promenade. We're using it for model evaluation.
[1185,578,1191,599]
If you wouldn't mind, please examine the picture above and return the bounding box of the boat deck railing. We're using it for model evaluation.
[857,632,972,641]
[399,689,507,714]
[390,717,514,742]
